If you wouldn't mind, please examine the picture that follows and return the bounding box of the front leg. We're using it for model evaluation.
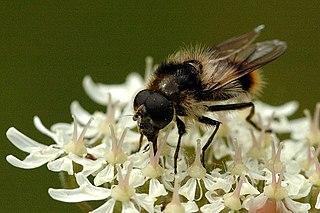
[198,116,221,167]
[173,117,186,174]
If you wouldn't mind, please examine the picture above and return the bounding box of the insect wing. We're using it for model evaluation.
[211,25,265,59]
[210,39,287,90]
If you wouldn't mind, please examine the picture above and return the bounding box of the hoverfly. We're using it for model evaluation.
[133,25,286,173]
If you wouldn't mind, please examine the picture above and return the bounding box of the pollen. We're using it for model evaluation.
[164,179,185,213]
[104,126,128,164]
[223,176,244,210]
[228,141,248,176]
[263,167,288,200]
[142,142,164,179]
[111,164,135,202]
[63,115,93,157]
[187,140,206,179]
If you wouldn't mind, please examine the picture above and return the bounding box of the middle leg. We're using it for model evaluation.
[198,116,221,167]
[208,102,266,131]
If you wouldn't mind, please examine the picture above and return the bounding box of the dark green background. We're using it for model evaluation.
[1,1,319,212]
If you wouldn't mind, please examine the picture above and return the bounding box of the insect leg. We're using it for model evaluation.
[198,116,221,166]
[208,102,266,131]
[138,133,144,150]
[174,117,186,174]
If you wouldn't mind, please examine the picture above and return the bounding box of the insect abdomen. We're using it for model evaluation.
[238,70,263,97]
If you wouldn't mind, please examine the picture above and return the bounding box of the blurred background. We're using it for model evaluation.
[1,1,319,212]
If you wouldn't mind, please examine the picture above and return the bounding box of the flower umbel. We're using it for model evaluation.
[6,58,319,212]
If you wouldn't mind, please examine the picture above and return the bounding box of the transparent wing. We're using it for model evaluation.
[203,25,287,93]
[210,25,265,59]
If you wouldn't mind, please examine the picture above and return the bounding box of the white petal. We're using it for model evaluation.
[122,201,140,213]
[6,154,49,169]
[204,191,223,203]
[182,201,199,213]
[248,170,268,181]
[254,100,299,118]
[285,173,312,199]
[284,197,310,213]
[247,194,268,211]
[49,173,110,202]
[83,75,110,105]
[202,174,216,190]
[87,143,107,159]
[47,155,74,175]
[205,176,232,193]
[276,200,291,213]
[179,178,196,201]
[70,101,92,124]
[316,192,320,209]
[69,153,105,177]
[33,116,59,142]
[133,193,155,213]
[290,118,309,140]
[200,203,224,213]
[90,199,116,213]
[50,122,73,134]
[6,146,62,169]
[200,195,225,213]
[281,140,305,162]
[154,205,162,213]
[149,178,168,197]
[83,74,144,105]
[83,75,135,105]
[94,164,115,186]
[128,169,146,188]
[6,127,48,152]
[127,151,149,169]
[126,72,145,90]
[240,179,260,195]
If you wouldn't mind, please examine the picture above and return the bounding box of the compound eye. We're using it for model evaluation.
[133,89,152,110]
[134,90,174,129]
[144,92,174,129]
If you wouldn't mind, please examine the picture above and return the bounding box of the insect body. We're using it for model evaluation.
[133,25,287,173]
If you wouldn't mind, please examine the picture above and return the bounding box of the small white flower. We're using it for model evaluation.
[70,95,140,153]
[163,179,198,213]
[6,116,93,175]
[247,167,311,212]
[72,126,129,185]
[179,140,229,201]
[49,164,155,213]
[141,141,168,198]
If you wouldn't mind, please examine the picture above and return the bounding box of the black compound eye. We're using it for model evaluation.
[133,89,174,129]
[144,92,174,129]
[133,90,152,110]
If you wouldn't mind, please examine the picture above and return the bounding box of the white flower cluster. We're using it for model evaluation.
[6,57,320,212]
